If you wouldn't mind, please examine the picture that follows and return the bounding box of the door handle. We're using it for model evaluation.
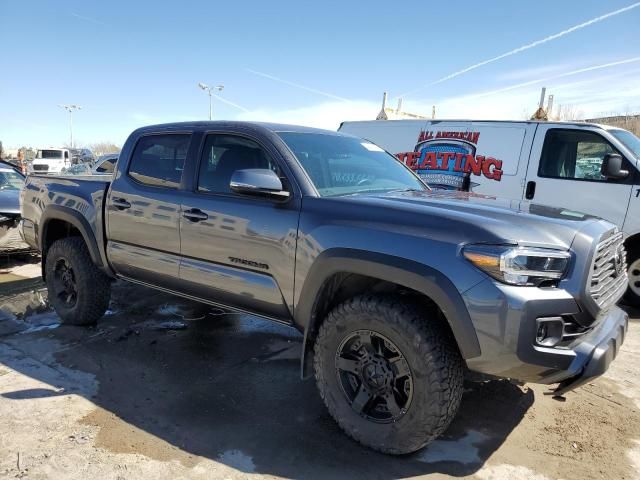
[525,181,536,200]
[112,197,131,210]
[183,208,208,222]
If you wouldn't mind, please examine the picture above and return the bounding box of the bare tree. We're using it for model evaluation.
[552,104,585,121]
[89,142,121,157]
[19,147,36,161]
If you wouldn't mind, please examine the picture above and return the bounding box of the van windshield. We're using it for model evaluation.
[37,150,63,159]
[278,132,427,197]
[610,130,640,160]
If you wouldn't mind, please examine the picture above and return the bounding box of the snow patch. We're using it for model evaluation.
[217,449,255,473]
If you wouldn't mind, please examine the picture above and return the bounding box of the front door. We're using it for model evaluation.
[177,133,300,321]
[106,132,192,288]
[524,125,634,228]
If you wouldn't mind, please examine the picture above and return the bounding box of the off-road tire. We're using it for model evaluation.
[624,246,640,308]
[314,294,464,454]
[45,237,111,325]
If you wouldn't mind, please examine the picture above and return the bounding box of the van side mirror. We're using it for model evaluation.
[230,169,290,200]
[601,153,628,180]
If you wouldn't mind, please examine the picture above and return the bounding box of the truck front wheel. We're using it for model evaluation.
[313,295,464,454]
[45,237,111,325]
[625,247,640,307]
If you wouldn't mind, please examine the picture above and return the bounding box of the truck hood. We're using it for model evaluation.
[348,189,607,249]
[0,189,21,215]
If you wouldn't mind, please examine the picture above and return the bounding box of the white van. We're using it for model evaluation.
[339,119,640,303]
[31,148,72,174]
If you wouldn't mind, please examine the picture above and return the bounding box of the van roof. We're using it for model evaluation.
[340,119,619,131]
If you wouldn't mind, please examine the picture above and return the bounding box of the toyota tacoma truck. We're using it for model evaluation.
[20,121,628,454]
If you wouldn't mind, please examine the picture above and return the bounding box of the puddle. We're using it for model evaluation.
[157,304,181,316]
[20,323,60,334]
[415,430,488,465]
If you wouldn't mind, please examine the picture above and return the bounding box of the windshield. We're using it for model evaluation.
[610,129,640,159]
[37,149,63,159]
[278,132,427,197]
[0,170,25,190]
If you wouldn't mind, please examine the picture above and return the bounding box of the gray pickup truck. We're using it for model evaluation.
[20,121,628,454]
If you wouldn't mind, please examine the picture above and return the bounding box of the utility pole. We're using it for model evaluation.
[58,104,82,148]
[198,83,224,120]
[546,94,555,119]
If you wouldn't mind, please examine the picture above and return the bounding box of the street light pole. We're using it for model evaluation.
[198,83,224,120]
[58,104,82,148]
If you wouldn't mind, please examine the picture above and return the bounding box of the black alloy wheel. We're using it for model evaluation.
[335,329,413,423]
[52,257,78,307]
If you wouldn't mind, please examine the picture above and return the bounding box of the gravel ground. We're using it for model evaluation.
[0,262,639,480]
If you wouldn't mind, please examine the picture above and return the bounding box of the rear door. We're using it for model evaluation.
[106,132,193,288]
[176,132,300,321]
[524,125,634,227]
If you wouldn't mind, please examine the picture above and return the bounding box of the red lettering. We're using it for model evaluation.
[470,132,480,144]
[464,155,483,176]
[395,152,407,162]
[482,158,503,181]
[441,152,454,171]
[406,152,420,169]
[418,131,426,143]
[454,153,465,172]
[420,152,438,169]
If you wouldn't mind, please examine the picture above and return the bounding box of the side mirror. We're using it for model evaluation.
[601,153,629,180]
[230,169,290,200]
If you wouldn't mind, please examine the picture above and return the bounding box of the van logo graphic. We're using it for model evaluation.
[395,130,504,191]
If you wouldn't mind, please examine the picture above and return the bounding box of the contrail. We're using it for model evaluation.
[213,94,250,112]
[70,12,109,27]
[458,57,640,100]
[400,1,640,97]
[246,69,352,103]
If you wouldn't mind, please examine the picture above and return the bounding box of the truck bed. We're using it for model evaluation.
[20,174,111,255]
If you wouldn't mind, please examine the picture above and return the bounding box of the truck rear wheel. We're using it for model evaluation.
[313,295,463,454]
[45,237,111,325]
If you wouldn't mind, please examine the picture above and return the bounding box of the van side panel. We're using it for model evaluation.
[339,120,534,200]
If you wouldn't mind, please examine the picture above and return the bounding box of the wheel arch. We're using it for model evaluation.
[296,248,481,378]
[624,231,640,253]
[40,206,109,279]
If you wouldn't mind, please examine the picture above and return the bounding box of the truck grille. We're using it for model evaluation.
[589,231,627,310]
[32,164,49,171]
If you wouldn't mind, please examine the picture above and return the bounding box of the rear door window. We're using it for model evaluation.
[128,134,191,188]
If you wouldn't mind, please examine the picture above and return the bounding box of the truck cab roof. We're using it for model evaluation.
[131,120,345,136]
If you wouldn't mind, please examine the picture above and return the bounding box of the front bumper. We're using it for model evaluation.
[463,278,628,392]
[551,306,627,396]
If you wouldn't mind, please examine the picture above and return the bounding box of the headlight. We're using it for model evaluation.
[463,244,570,286]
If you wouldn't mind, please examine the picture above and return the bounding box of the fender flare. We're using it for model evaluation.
[39,205,110,276]
[296,249,481,377]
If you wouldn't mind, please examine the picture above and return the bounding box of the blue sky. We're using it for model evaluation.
[1,0,639,148]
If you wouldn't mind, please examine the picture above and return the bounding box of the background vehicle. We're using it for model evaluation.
[339,119,640,304]
[30,148,71,174]
[20,121,628,454]
[61,163,93,176]
[70,148,95,165]
[92,153,118,174]
[0,166,29,251]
